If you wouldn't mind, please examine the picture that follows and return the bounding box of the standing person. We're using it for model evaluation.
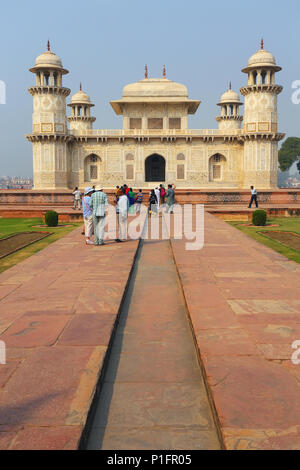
[82,187,94,245]
[135,189,143,214]
[165,184,175,214]
[90,185,109,245]
[72,187,81,210]
[149,189,158,215]
[155,187,160,211]
[123,184,130,195]
[127,187,135,215]
[248,186,258,208]
[160,184,166,204]
[116,188,129,242]
[115,185,123,214]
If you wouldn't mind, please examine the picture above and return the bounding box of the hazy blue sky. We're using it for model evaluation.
[0,0,299,176]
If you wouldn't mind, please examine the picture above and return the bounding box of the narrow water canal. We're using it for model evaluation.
[85,238,220,450]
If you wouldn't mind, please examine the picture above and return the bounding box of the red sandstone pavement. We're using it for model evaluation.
[170,212,300,450]
[0,223,140,450]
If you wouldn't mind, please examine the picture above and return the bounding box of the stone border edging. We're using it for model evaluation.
[78,218,146,449]
[168,238,225,450]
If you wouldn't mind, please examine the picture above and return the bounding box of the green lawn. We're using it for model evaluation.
[229,217,300,264]
[0,218,81,273]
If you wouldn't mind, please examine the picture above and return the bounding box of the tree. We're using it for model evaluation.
[278,137,300,172]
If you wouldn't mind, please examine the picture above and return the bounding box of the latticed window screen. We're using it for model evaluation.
[148,118,163,129]
[130,118,142,129]
[213,165,221,180]
[169,118,181,129]
[90,165,98,180]
[213,154,221,162]
[90,155,98,163]
[126,164,134,180]
[177,164,185,180]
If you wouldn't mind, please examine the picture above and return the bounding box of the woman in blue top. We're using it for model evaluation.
[82,187,94,245]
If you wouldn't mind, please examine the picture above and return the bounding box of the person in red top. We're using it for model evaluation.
[123,184,130,195]
[160,184,166,204]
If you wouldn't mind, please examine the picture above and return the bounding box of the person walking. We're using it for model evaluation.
[248,186,258,208]
[82,187,94,245]
[116,188,129,242]
[90,185,109,245]
[155,187,161,211]
[149,189,158,215]
[135,189,143,214]
[160,184,166,204]
[72,187,81,210]
[165,184,175,214]
[127,187,135,215]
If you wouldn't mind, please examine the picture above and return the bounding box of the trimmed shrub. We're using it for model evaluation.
[252,209,267,226]
[45,210,59,227]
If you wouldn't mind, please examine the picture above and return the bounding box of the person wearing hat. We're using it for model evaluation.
[82,187,94,245]
[89,185,109,245]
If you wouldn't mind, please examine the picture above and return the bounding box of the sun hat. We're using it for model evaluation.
[84,187,93,195]
[95,184,103,191]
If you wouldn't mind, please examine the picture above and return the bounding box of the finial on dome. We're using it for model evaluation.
[261,38,264,50]
[163,65,166,79]
[229,81,232,90]
[144,65,148,79]
[47,40,50,52]
[80,82,82,91]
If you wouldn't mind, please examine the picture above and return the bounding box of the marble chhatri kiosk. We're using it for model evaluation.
[26,40,284,190]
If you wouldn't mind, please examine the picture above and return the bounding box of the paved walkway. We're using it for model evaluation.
[1,210,300,449]
[0,226,139,449]
[86,239,220,450]
[171,212,300,450]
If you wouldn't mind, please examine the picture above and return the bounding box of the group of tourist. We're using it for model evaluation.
[75,183,176,246]
[74,183,258,246]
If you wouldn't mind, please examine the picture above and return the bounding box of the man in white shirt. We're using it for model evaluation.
[89,185,109,245]
[155,187,160,211]
[249,186,258,208]
[72,187,82,210]
[116,188,129,242]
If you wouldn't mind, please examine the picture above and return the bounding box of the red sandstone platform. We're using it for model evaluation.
[1,188,300,207]
[170,213,300,450]
[1,203,300,223]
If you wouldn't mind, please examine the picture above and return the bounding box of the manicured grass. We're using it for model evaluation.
[229,217,300,264]
[0,218,81,273]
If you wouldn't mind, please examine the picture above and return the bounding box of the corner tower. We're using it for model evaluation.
[216,83,243,131]
[240,40,284,188]
[67,84,96,133]
[26,42,71,189]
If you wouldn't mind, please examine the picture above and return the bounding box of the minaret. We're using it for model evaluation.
[67,84,96,133]
[216,82,243,131]
[240,39,284,188]
[26,41,71,189]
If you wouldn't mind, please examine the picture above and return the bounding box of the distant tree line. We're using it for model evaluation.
[278,137,300,172]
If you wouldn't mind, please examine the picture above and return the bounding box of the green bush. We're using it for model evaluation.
[252,210,267,226]
[45,210,59,227]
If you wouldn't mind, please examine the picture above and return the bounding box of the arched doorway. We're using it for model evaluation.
[84,154,102,182]
[209,154,226,182]
[145,154,165,182]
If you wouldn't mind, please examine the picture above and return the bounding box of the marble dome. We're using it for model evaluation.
[122,78,188,98]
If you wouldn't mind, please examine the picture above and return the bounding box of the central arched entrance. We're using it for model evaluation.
[145,154,165,182]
